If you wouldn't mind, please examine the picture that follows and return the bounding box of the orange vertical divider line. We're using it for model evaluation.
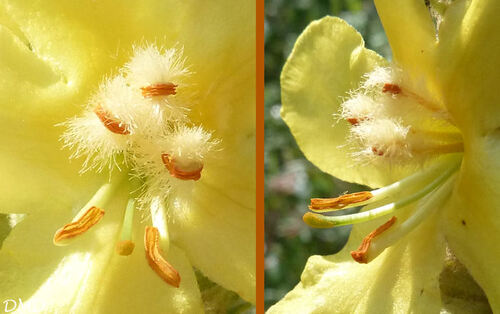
[256,0,265,313]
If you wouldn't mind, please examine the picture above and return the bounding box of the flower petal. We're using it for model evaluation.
[175,0,256,143]
[374,0,437,84]
[441,135,500,310]
[157,1,256,302]
[280,16,423,188]
[0,191,203,313]
[169,159,256,304]
[436,0,500,135]
[268,216,447,313]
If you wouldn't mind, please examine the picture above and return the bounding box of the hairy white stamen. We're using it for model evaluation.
[132,125,219,207]
[167,125,220,167]
[340,65,462,164]
[125,45,191,89]
[362,66,400,91]
[351,118,411,160]
[124,45,192,122]
[61,111,130,172]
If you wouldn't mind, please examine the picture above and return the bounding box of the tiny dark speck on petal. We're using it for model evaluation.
[420,289,424,296]
[461,220,466,226]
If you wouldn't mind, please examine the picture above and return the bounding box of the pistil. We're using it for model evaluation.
[116,198,136,256]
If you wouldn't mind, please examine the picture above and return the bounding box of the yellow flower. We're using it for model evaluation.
[270,0,499,312]
[0,0,255,312]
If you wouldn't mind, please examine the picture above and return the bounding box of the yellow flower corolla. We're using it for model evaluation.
[0,0,255,312]
[270,0,499,312]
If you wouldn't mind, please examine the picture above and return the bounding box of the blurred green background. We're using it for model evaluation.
[264,0,391,310]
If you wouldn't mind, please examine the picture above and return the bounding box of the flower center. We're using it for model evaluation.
[304,66,465,263]
[340,66,463,162]
[56,44,220,287]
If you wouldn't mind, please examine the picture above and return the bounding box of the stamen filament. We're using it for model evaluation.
[309,155,461,212]
[354,174,456,263]
[144,226,181,288]
[303,159,460,228]
[413,142,464,154]
[151,197,170,250]
[414,129,463,142]
[116,198,136,256]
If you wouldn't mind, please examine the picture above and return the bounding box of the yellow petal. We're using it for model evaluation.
[374,0,437,86]
[178,0,256,144]
[280,16,423,188]
[441,135,500,310]
[268,215,447,313]
[436,0,500,136]
[169,157,256,304]
[157,1,256,302]
[0,191,203,313]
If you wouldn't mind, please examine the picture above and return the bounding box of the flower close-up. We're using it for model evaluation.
[269,0,499,312]
[0,0,255,313]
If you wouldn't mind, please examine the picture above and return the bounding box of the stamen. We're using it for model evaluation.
[350,216,397,263]
[144,226,181,287]
[303,159,460,227]
[309,155,461,213]
[309,192,373,211]
[141,83,177,98]
[116,198,136,256]
[161,153,203,181]
[371,147,384,156]
[353,174,456,263]
[94,105,130,135]
[347,118,360,126]
[53,179,123,246]
[53,206,104,245]
[382,83,401,95]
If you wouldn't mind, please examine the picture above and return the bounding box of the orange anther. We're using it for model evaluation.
[94,105,130,135]
[382,83,401,95]
[372,147,384,156]
[309,191,373,211]
[141,83,177,97]
[351,216,397,263]
[347,118,360,126]
[161,153,203,181]
[53,206,105,245]
[144,226,181,288]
